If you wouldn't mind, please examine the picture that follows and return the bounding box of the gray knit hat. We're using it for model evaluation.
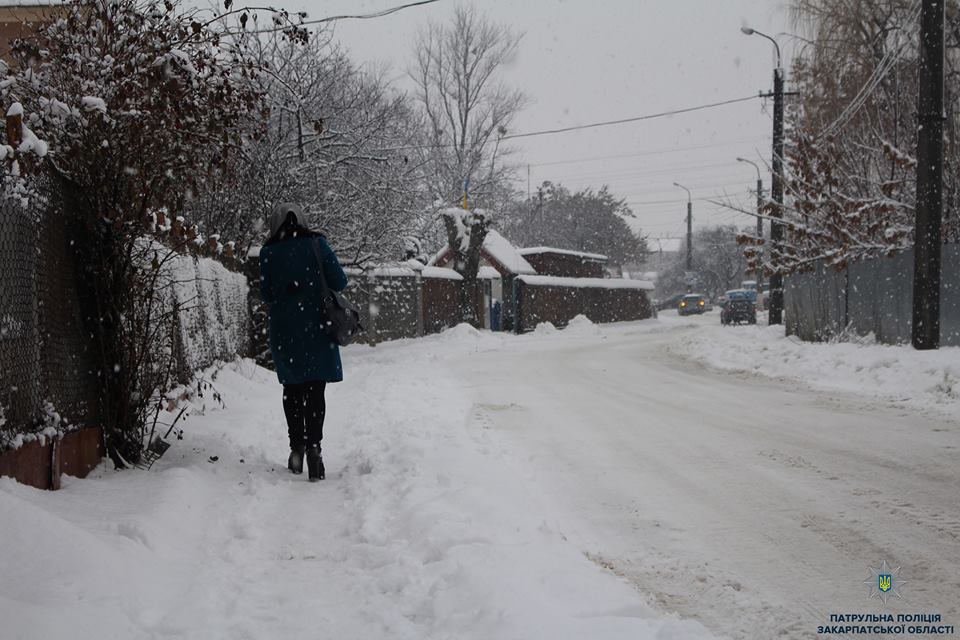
[268,202,304,239]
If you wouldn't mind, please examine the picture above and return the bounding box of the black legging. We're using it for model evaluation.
[282,381,326,450]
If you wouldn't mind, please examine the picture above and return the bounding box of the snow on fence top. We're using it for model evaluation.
[344,266,419,278]
[0,0,59,6]
[518,275,654,290]
[421,266,463,280]
[518,247,608,261]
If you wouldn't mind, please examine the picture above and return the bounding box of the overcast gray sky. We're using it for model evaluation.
[290,0,794,247]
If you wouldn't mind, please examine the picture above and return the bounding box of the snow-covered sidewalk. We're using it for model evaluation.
[0,326,714,640]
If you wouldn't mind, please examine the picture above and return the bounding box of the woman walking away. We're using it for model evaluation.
[259,203,348,482]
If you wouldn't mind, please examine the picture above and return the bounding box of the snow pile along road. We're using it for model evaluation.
[0,330,716,639]
[672,318,960,420]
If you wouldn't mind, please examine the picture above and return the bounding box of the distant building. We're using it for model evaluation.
[517,247,608,279]
[0,2,57,64]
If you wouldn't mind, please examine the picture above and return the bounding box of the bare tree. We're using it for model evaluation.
[191,31,426,264]
[409,6,526,325]
[411,5,527,210]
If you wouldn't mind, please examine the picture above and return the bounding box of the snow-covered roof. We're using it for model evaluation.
[427,229,536,275]
[482,230,536,275]
[403,259,426,271]
[478,266,502,280]
[518,247,608,262]
[518,275,654,291]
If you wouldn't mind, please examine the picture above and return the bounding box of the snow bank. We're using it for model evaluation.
[673,320,960,420]
[563,314,601,336]
[534,321,557,334]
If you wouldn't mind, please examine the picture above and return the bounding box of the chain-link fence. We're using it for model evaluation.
[0,198,250,448]
[0,197,43,430]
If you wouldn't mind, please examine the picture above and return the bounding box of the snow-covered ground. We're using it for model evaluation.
[2,312,958,639]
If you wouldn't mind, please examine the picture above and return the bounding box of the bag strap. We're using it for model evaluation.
[310,237,331,298]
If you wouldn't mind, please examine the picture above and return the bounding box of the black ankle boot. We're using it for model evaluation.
[288,445,305,474]
[306,446,324,482]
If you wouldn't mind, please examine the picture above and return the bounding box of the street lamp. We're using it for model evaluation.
[740,26,781,68]
[736,157,765,302]
[742,25,785,325]
[673,182,693,284]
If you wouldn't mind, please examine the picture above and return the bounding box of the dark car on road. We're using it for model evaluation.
[678,293,708,315]
[721,290,757,325]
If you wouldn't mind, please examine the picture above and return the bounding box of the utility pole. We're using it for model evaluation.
[912,0,944,350]
[674,182,693,291]
[768,65,785,325]
[755,177,764,296]
[737,157,764,298]
[537,186,544,228]
[742,26,785,324]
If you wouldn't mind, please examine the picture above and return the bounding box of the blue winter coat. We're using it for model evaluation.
[259,235,349,385]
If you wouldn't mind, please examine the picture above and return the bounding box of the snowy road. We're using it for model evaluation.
[3,314,958,639]
[454,314,960,639]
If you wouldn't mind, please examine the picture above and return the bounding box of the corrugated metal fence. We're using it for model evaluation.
[783,245,960,345]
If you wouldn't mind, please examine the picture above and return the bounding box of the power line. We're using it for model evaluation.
[253,0,443,34]
[819,0,921,138]
[526,137,769,168]
[542,163,766,184]
[374,95,762,153]
[626,190,753,207]
[501,95,760,141]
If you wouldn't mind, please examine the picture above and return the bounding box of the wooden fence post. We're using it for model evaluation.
[415,271,424,338]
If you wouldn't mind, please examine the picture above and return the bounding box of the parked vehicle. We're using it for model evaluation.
[725,288,757,304]
[678,293,707,315]
[720,291,757,325]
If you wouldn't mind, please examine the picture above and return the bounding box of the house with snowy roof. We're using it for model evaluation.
[518,247,609,279]
[428,229,536,331]
[428,228,536,278]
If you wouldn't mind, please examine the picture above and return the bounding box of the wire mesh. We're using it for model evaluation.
[1,195,251,446]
